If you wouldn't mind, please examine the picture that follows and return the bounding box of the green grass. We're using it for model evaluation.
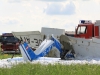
[0,53,22,59]
[0,63,100,75]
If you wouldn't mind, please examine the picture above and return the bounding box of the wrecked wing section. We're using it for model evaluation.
[59,35,75,60]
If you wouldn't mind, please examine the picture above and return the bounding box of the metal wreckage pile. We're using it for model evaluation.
[45,35,75,60]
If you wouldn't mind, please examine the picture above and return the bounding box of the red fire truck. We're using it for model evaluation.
[0,33,20,54]
[65,20,100,39]
[74,20,100,39]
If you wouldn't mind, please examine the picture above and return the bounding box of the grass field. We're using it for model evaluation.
[0,53,22,59]
[0,63,100,75]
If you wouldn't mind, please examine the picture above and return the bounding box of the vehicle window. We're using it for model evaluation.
[77,26,87,34]
[2,36,19,42]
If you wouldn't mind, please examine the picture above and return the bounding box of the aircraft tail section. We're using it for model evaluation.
[19,43,36,61]
[19,39,54,61]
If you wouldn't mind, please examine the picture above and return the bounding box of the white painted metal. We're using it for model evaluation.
[68,36,100,57]
[41,27,65,38]
[12,31,44,48]
[95,20,100,26]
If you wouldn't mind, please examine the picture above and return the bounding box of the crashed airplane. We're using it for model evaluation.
[19,35,75,61]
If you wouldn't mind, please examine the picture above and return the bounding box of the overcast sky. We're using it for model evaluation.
[0,0,100,34]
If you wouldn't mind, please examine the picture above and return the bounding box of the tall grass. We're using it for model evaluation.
[0,63,100,75]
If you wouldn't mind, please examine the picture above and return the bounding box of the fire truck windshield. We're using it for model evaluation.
[2,36,19,43]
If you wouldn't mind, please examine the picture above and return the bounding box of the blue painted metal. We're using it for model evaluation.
[19,35,62,61]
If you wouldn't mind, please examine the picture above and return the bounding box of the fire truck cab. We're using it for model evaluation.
[75,20,100,39]
[0,33,20,54]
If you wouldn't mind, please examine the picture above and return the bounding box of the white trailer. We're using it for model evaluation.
[12,31,44,49]
[41,27,65,39]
